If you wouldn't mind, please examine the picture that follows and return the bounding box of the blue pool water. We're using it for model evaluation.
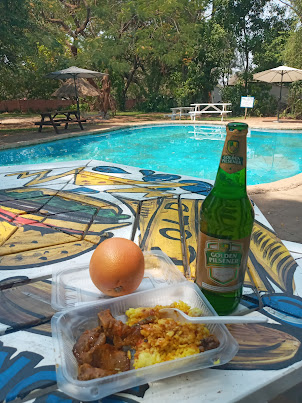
[1,124,301,185]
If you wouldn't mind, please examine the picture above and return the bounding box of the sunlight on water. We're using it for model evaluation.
[0,124,301,185]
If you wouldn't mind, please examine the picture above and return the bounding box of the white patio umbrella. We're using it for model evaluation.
[253,65,302,121]
[46,66,108,117]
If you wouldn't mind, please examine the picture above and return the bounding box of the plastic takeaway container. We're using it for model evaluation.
[51,280,239,401]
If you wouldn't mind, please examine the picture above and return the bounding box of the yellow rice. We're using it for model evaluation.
[125,301,211,369]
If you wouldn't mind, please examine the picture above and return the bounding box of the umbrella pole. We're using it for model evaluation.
[277,72,283,122]
[73,75,80,118]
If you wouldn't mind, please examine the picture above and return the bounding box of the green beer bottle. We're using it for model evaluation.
[195,122,254,315]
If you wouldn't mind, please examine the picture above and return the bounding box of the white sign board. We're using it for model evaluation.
[240,96,255,108]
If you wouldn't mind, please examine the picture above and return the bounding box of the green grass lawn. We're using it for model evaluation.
[0,112,39,118]
[0,127,37,134]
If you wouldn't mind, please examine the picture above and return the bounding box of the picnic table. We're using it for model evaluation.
[190,103,232,121]
[0,159,302,402]
[170,106,195,119]
[35,110,86,133]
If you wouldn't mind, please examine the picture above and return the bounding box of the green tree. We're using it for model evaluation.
[1,0,298,111]
[0,0,71,100]
[214,0,292,90]
[279,0,302,22]
[84,0,213,110]
[168,20,233,106]
[0,0,32,66]
[34,0,98,58]
[253,4,293,70]
[1,0,104,101]
[280,0,302,68]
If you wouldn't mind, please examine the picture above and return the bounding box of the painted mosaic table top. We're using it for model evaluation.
[0,160,302,403]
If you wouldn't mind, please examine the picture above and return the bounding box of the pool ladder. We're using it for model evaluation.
[188,125,226,141]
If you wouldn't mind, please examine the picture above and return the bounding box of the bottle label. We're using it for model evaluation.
[196,233,250,293]
[220,131,247,174]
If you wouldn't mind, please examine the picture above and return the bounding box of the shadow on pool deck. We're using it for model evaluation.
[0,114,302,244]
[248,173,302,244]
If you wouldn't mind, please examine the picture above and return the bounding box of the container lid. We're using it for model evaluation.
[51,250,187,310]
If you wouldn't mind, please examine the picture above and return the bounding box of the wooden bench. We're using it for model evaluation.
[34,121,61,126]
[35,110,86,133]
[189,103,232,122]
[169,106,194,120]
[34,117,61,134]
[164,114,177,120]
[189,110,232,116]
[54,118,87,123]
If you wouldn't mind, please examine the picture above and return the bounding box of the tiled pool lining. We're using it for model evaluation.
[1,123,302,185]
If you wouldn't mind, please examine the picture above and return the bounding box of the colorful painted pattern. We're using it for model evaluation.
[0,160,301,402]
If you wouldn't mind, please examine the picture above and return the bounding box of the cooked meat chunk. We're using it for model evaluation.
[98,309,115,330]
[137,315,157,325]
[113,324,142,348]
[199,335,220,352]
[95,332,107,346]
[91,343,130,372]
[78,363,115,381]
[98,309,143,348]
[73,327,105,365]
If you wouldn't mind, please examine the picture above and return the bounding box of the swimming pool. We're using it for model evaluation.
[1,124,301,185]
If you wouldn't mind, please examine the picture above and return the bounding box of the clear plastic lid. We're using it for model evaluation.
[51,250,187,310]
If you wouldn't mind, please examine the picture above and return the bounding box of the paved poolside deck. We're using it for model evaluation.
[0,114,301,244]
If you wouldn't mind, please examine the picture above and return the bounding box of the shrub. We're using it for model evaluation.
[286,81,302,119]
[138,95,174,113]
[220,84,246,116]
[221,82,277,117]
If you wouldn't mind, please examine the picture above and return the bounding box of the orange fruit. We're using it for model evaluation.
[89,237,145,297]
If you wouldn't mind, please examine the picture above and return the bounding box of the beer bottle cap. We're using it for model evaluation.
[227,122,248,131]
